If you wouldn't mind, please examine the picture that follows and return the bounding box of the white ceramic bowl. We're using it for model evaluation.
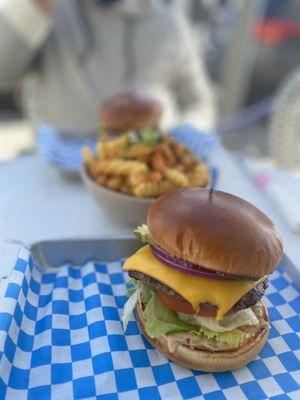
[80,165,154,226]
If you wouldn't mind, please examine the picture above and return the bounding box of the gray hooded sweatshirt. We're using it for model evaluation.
[0,0,215,132]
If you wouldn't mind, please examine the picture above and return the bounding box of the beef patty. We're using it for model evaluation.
[129,270,268,314]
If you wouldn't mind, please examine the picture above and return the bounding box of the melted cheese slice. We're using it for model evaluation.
[124,245,262,320]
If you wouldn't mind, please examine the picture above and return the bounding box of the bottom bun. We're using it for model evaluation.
[136,300,269,372]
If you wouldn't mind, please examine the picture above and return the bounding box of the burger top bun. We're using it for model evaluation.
[99,92,163,131]
[147,188,283,278]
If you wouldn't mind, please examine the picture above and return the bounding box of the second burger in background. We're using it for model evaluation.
[99,92,163,134]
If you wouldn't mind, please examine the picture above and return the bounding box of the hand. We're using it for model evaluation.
[33,0,54,14]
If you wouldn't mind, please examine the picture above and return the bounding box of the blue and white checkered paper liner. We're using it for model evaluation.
[0,248,299,400]
[37,123,219,172]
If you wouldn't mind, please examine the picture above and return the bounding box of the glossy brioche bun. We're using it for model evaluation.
[147,188,283,278]
[136,299,269,372]
[99,92,163,131]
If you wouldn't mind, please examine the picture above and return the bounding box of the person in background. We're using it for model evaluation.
[0,0,215,132]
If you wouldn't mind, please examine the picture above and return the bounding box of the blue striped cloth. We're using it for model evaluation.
[37,123,219,172]
[37,124,97,171]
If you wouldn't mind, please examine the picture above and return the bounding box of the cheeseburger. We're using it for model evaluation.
[100,92,163,133]
[122,188,283,372]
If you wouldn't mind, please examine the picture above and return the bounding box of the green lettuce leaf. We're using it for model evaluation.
[122,280,152,332]
[134,224,153,244]
[144,293,194,338]
[122,286,141,332]
[140,283,152,303]
[140,127,165,147]
[195,326,249,348]
[124,128,165,149]
[178,308,258,333]
[126,287,136,298]
[143,292,250,348]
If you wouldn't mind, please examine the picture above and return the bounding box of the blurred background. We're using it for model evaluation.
[1,0,300,170]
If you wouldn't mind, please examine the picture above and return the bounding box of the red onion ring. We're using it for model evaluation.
[150,244,234,280]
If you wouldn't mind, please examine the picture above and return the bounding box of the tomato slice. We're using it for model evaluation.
[156,290,217,318]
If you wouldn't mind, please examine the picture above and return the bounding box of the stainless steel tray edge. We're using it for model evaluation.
[30,234,142,269]
[2,236,298,288]
[29,238,300,288]
[280,253,300,287]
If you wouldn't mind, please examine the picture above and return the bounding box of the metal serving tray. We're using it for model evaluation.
[29,237,300,287]
[30,236,143,270]
[0,237,299,400]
